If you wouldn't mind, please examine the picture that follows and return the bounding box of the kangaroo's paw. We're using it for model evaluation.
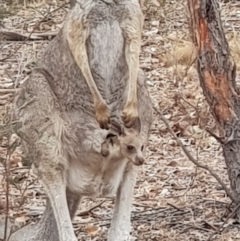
[122,102,138,128]
[101,141,110,157]
[95,102,110,129]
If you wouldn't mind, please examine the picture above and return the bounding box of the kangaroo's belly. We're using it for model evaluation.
[67,154,128,197]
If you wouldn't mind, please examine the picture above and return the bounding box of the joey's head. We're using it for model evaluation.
[107,117,145,166]
[118,128,145,166]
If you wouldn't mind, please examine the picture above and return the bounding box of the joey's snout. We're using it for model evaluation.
[133,156,145,166]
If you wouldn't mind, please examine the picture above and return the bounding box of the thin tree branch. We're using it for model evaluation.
[153,105,236,203]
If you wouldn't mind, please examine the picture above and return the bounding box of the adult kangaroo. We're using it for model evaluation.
[10,1,152,241]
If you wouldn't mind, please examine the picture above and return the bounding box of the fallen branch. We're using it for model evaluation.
[0,30,58,41]
[0,31,29,41]
[77,200,106,216]
[153,105,236,203]
[0,94,12,99]
[0,89,20,94]
[167,202,182,211]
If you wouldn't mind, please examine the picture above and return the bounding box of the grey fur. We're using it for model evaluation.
[10,1,152,241]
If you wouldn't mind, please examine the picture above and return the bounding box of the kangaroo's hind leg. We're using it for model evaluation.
[8,190,81,241]
[13,71,77,241]
[108,163,138,241]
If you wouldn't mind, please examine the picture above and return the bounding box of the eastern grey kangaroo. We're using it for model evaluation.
[10,1,152,241]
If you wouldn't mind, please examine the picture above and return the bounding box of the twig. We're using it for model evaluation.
[167,202,182,211]
[207,202,240,241]
[0,89,20,94]
[203,221,218,231]
[77,200,106,216]
[0,30,58,41]
[178,93,200,120]
[179,93,198,112]
[3,135,12,241]
[205,128,225,144]
[182,224,211,233]
[0,31,30,41]
[153,105,236,203]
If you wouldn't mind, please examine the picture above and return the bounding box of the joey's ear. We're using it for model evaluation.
[106,133,117,139]
[132,117,141,133]
[111,120,125,136]
[106,133,119,146]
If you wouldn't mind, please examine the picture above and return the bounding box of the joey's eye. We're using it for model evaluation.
[141,145,144,151]
[127,145,134,151]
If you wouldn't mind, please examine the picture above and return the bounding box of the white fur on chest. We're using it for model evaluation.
[67,154,128,197]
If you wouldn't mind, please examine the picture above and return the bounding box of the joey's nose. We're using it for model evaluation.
[134,157,144,166]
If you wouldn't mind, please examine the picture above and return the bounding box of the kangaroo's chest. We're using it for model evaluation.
[86,24,128,106]
[84,2,129,105]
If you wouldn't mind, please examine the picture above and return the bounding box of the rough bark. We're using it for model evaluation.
[188,0,240,206]
[70,0,76,8]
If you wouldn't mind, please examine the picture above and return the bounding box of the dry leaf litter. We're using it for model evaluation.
[1,0,240,240]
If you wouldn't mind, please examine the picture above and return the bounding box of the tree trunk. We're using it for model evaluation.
[188,0,240,206]
[70,0,76,8]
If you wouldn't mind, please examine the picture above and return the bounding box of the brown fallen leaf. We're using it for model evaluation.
[86,225,100,237]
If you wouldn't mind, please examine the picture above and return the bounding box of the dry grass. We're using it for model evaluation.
[160,38,196,67]
[228,33,240,70]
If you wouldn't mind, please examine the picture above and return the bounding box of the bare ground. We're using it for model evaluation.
[1,0,240,240]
